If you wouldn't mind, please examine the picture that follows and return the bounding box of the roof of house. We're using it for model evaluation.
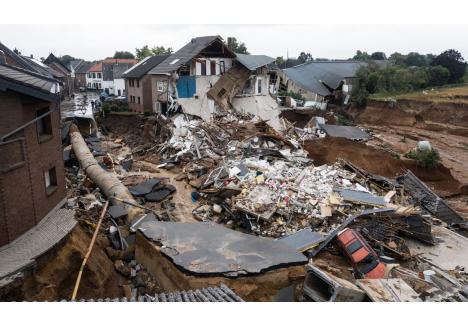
[74,61,94,74]
[0,63,59,101]
[103,58,138,65]
[102,62,136,81]
[235,53,276,71]
[283,60,366,96]
[44,53,70,74]
[148,36,235,75]
[0,42,41,72]
[122,55,170,78]
[88,62,102,72]
[69,60,82,71]
[19,55,56,78]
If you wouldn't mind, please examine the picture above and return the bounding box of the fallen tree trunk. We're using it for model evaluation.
[69,124,144,222]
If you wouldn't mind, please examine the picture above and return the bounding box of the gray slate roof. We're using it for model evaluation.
[103,62,136,81]
[123,55,170,78]
[74,61,94,74]
[283,61,366,96]
[236,53,275,71]
[148,36,234,75]
[0,63,59,101]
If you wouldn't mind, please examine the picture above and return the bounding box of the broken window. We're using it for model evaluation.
[201,61,207,76]
[44,166,57,193]
[36,108,52,141]
[210,60,217,75]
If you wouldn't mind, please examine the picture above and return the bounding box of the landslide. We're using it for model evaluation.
[304,137,463,196]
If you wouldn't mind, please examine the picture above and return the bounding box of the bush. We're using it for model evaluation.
[428,66,450,86]
[404,148,441,168]
[277,90,305,102]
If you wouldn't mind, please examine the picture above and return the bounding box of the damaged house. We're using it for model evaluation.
[146,35,236,119]
[279,60,367,109]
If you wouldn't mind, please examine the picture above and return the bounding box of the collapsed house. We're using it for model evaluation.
[278,60,367,109]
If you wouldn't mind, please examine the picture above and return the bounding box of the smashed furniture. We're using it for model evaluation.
[136,221,307,301]
[303,264,366,302]
[318,124,370,141]
[356,279,422,302]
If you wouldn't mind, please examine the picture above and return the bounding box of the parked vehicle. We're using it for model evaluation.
[336,228,386,279]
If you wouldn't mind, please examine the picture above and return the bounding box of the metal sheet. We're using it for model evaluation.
[319,124,370,140]
[138,221,307,277]
[339,189,387,206]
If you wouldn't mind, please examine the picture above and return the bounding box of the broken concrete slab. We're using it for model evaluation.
[279,228,324,252]
[338,189,387,207]
[406,226,468,271]
[356,278,422,302]
[318,124,370,141]
[108,204,128,219]
[138,221,307,277]
[144,184,176,202]
[303,264,366,302]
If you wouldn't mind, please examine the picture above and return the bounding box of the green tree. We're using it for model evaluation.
[389,52,406,66]
[431,49,467,83]
[405,52,429,67]
[227,37,249,54]
[113,51,135,59]
[371,52,387,60]
[59,54,80,66]
[135,45,172,60]
[298,52,313,63]
[353,50,371,60]
[428,65,450,86]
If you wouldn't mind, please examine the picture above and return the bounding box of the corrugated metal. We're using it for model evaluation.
[397,170,464,226]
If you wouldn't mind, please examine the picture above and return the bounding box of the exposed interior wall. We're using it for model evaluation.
[231,95,284,131]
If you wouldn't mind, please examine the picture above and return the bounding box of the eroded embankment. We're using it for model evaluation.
[304,137,463,196]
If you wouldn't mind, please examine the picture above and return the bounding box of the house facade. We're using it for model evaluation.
[86,62,103,90]
[74,61,93,90]
[0,53,66,246]
[123,55,170,113]
[102,58,137,96]
[43,53,72,97]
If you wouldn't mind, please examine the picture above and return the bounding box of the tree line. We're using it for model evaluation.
[352,49,467,106]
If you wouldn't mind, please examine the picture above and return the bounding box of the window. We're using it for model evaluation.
[157,81,166,92]
[36,108,52,141]
[169,58,180,65]
[44,167,57,194]
[92,72,96,78]
[118,89,121,96]
[136,80,139,88]
[98,83,101,89]
[220,61,226,75]
[87,73,91,78]
[87,82,91,88]
[256,78,262,94]
[97,72,102,79]
[137,97,141,104]
[200,60,207,76]
[210,60,217,76]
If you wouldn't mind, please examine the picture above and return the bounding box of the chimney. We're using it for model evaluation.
[0,50,6,64]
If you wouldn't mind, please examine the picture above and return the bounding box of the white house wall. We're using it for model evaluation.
[114,79,126,96]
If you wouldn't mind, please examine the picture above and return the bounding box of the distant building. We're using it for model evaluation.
[86,62,103,90]
[43,53,72,97]
[102,58,137,96]
[74,61,94,90]
[0,48,66,246]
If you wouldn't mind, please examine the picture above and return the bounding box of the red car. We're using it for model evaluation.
[337,228,386,279]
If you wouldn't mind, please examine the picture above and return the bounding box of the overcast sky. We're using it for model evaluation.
[1,24,468,61]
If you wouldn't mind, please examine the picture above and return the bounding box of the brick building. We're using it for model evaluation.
[0,51,66,246]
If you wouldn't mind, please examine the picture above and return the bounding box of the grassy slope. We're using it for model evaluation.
[369,83,468,103]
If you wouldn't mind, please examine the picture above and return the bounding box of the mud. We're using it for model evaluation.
[304,137,463,196]
[2,225,123,301]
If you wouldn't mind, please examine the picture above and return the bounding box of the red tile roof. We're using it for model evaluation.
[103,58,138,65]
[88,62,102,72]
